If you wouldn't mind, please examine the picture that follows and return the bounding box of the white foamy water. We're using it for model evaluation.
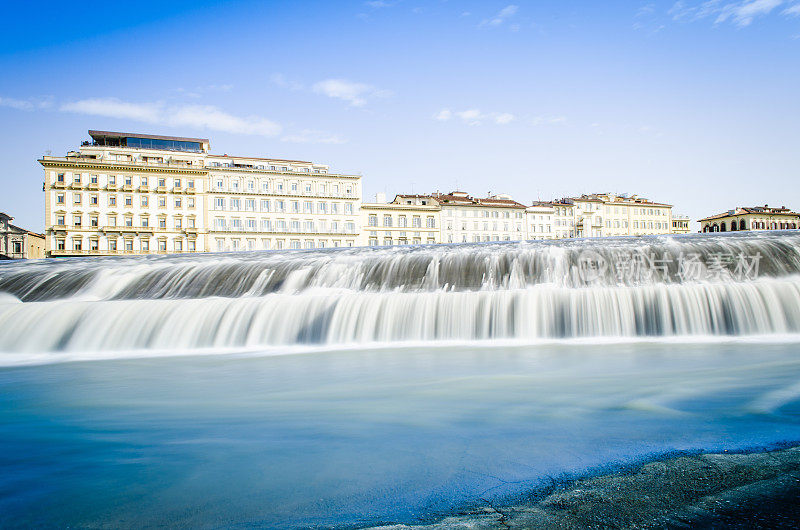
[1,232,800,359]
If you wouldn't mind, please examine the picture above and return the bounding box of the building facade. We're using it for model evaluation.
[435,191,527,243]
[360,194,440,246]
[41,131,360,256]
[205,155,360,251]
[0,213,45,259]
[699,206,800,233]
[671,215,691,234]
[526,203,555,240]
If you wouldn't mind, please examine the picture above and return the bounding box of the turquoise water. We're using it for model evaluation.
[2,340,800,528]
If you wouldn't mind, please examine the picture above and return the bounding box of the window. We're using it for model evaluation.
[230,198,241,210]
[246,199,256,211]
[125,240,134,251]
[175,179,181,188]
[73,193,82,204]
[109,195,116,206]
[90,195,98,205]
[109,176,116,186]
[344,204,353,215]
[175,218,182,229]
[158,197,166,207]
[175,240,183,252]
[159,240,167,251]
[124,176,132,186]
[188,198,195,208]
[142,217,149,228]
[56,239,65,250]
[158,178,166,188]
[188,241,195,252]
[91,174,98,184]
[188,218,195,228]
[109,239,117,251]
[125,216,133,227]
[125,195,133,206]
[141,177,148,187]
[73,215,81,227]
[159,218,166,229]
[56,193,64,204]
[142,240,149,252]
[141,196,149,207]
[175,198,182,208]
[215,198,225,210]
[426,217,435,228]
[368,215,378,227]
[304,201,313,213]
[90,240,99,251]
[383,215,392,227]
[57,173,65,183]
[261,199,270,212]
[413,217,421,228]
[188,180,194,189]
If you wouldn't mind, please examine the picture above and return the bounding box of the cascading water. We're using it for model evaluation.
[2,231,800,355]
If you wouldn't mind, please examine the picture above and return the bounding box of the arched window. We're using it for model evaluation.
[720,222,726,232]
[739,219,746,230]
[703,225,709,232]
[712,223,719,232]
[730,221,737,231]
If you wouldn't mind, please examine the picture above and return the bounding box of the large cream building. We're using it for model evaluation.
[545,193,675,239]
[699,205,800,233]
[41,131,361,256]
[435,191,527,243]
[360,194,441,246]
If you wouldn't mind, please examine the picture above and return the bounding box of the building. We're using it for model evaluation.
[205,154,360,251]
[671,215,691,234]
[435,191,527,243]
[0,213,45,259]
[40,130,361,256]
[547,193,674,239]
[699,205,800,233]
[360,193,440,246]
[526,202,555,240]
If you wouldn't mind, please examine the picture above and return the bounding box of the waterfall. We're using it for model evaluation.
[2,232,800,354]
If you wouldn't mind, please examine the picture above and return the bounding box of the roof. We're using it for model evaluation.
[431,191,527,208]
[209,154,315,164]
[698,206,800,222]
[89,130,209,144]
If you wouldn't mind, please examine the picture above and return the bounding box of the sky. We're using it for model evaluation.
[1,0,799,232]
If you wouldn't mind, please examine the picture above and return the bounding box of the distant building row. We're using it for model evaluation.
[35,129,698,257]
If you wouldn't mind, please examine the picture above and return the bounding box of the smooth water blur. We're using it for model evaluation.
[2,341,800,528]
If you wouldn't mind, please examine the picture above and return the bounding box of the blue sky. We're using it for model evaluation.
[1,0,799,231]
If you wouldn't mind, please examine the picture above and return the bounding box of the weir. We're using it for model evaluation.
[1,232,800,353]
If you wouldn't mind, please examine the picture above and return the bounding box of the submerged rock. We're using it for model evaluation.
[371,446,800,529]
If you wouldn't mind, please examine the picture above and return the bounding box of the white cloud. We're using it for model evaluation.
[434,108,515,125]
[494,113,516,125]
[784,2,800,14]
[0,96,53,111]
[716,0,784,26]
[270,73,305,91]
[481,4,519,27]
[434,109,452,121]
[531,116,567,125]
[456,109,483,125]
[282,129,347,144]
[312,78,391,107]
[669,0,796,26]
[60,98,282,137]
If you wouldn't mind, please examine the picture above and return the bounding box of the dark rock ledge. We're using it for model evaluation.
[369,446,800,529]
